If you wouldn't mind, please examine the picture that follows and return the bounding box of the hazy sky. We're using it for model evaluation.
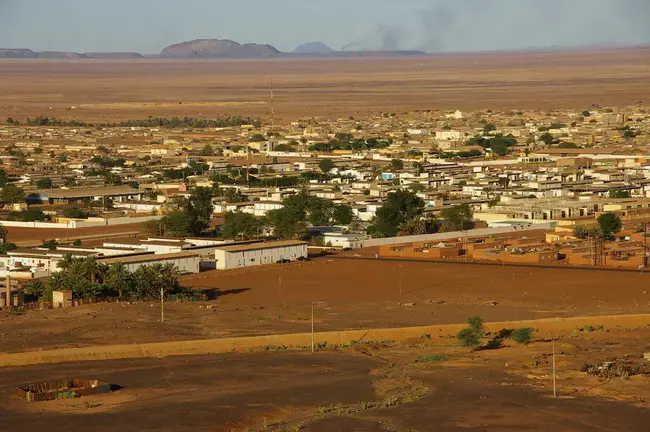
[1,0,649,53]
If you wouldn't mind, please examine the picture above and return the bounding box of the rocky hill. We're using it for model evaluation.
[293,42,333,54]
[0,48,39,58]
[160,39,281,59]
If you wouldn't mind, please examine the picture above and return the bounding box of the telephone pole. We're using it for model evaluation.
[552,338,557,397]
[160,287,164,323]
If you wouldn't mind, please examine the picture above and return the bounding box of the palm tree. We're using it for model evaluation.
[24,280,45,298]
[81,256,100,283]
[106,263,132,300]
[47,272,68,292]
[57,254,75,271]
[160,263,180,293]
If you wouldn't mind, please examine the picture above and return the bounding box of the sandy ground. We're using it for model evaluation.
[3,258,650,353]
[2,327,649,432]
[1,47,649,122]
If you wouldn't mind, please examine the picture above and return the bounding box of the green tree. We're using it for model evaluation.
[609,189,631,199]
[36,177,54,189]
[581,110,591,117]
[97,145,110,154]
[539,132,555,145]
[266,207,306,239]
[457,328,481,349]
[483,123,497,133]
[390,159,404,171]
[200,144,215,156]
[456,316,484,350]
[249,133,266,142]
[24,280,48,301]
[0,169,9,187]
[558,142,579,149]
[1,184,25,204]
[105,263,133,300]
[0,225,7,245]
[597,213,622,238]
[183,187,214,236]
[221,211,262,239]
[573,225,589,239]
[318,158,335,173]
[41,239,58,250]
[440,204,473,231]
[332,204,354,225]
[511,327,535,346]
[371,190,424,237]
[160,212,190,237]
[63,207,86,219]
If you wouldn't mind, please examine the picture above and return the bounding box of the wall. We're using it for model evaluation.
[2,313,649,367]
[123,256,200,274]
[363,223,555,248]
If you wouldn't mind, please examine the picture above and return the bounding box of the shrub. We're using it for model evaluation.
[414,354,449,363]
[468,316,485,335]
[457,328,481,349]
[511,327,535,345]
[484,338,504,350]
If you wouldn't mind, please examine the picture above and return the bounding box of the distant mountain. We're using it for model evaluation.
[293,42,333,54]
[0,48,38,58]
[160,39,281,59]
[0,38,426,60]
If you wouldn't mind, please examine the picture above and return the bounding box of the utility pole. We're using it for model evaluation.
[279,276,283,311]
[399,263,403,296]
[311,301,315,353]
[5,275,11,310]
[160,287,164,322]
[643,222,648,268]
[552,338,557,397]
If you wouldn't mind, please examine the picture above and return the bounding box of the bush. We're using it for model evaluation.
[511,327,535,345]
[468,316,484,334]
[457,328,481,349]
[484,338,504,350]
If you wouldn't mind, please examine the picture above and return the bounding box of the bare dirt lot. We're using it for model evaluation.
[1,47,649,122]
[2,258,650,353]
[2,327,649,432]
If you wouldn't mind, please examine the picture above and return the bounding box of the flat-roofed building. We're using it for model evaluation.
[214,240,308,270]
[99,251,201,274]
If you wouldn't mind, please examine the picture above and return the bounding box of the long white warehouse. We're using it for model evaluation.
[214,240,308,270]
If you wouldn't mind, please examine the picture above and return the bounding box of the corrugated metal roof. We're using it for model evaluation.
[215,240,307,253]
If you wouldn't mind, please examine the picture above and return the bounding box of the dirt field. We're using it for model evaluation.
[3,258,650,354]
[2,327,649,432]
[1,47,649,122]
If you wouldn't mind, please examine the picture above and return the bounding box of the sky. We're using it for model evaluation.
[1,0,650,54]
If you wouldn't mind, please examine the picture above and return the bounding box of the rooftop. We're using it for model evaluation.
[215,240,307,253]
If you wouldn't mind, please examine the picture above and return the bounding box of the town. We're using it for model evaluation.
[0,105,649,307]
[2,2,650,429]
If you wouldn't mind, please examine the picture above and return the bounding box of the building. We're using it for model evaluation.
[214,240,308,270]
[99,251,201,274]
[322,233,365,249]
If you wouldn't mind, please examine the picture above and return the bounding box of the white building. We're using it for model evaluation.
[214,241,308,270]
[322,233,365,249]
[99,251,201,274]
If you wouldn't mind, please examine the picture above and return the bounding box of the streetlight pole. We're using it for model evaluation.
[311,302,315,353]
[279,276,283,311]
[552,338,557,397]
[160,287,164,322]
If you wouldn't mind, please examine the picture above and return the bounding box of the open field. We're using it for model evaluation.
[1,47,650,122]
[2,327,649,432]
[3,258,650,353]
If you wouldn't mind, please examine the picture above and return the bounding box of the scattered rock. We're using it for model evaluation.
[486,301,499,306]
[400,302,416,307]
